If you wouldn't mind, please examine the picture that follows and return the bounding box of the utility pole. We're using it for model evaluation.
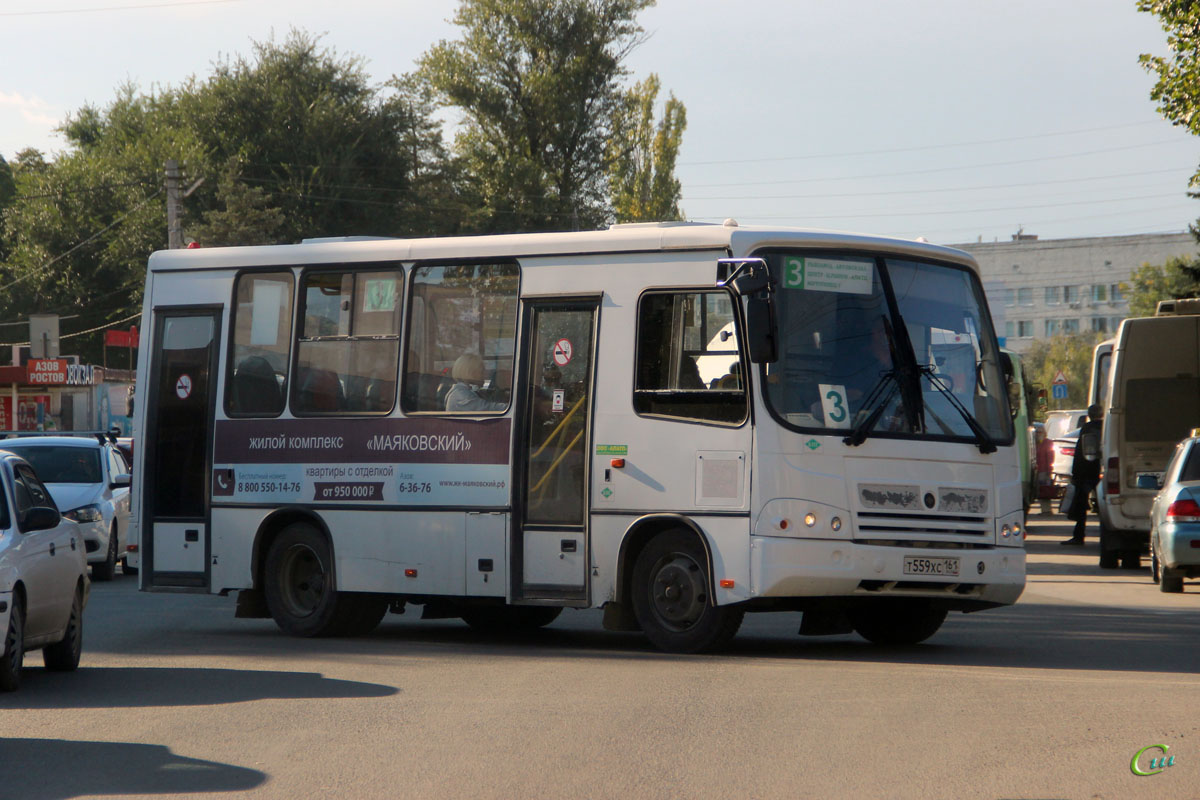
[165,159,183,249]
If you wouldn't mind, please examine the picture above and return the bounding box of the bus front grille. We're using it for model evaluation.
[854,511,989,538]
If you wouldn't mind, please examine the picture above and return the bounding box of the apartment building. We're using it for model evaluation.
[951,231,1197,353]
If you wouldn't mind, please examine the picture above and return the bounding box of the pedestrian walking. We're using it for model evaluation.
[1061,404,1103,545]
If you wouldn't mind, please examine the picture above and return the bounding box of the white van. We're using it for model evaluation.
[1096,301,1200,569]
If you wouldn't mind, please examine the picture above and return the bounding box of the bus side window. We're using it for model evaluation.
[402,262,519,414]
[293,268,402,415]
[633,290,747,425]
[227,271,293,417]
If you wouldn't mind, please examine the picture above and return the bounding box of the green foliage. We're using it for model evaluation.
[420,0,655,231]
[0,30,449,362]
[1139,1,1200,237]
[1022,332,1106,413]
[1121,256,1200,317]
[0,10,685,362]
[608,73,686,222]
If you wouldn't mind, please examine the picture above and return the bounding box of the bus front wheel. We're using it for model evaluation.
[264,523,365,637]
[850,599,947,645]
[631,529,743,654]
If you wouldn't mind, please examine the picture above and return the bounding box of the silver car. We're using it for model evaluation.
[0,450,89,690]
[0,436,131,581]
[1143,431,1200,593]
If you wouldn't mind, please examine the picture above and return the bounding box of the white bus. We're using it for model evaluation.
[130,222,1025,652]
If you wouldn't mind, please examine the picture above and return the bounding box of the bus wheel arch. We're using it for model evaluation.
[619,517,743,653]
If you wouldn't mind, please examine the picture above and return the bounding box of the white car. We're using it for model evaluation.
[0,449,89,690]
[0,436,131,581]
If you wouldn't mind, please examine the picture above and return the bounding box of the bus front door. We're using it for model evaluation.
[143,308,221,590]
[514,300,599,604]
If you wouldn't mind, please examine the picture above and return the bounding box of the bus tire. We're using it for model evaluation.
[342,596,389,636]
[264,523,358,638]
[631,529,743,654]
[850,599,947,645]
[460,606,562,632]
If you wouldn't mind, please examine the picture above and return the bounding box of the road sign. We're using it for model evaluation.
[1052,383,1069,400]
[1052,370,1067,386]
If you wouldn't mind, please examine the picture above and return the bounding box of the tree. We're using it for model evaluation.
[1022,333,1105,412]
[1139,2,1200,239]
[419,0,655,232]
[608,73,686,222]
[1121,256,1200,317]
[0,30,457,363]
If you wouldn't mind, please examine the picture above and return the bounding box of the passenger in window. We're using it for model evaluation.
[445,353,507,412]
[678,356,705,389]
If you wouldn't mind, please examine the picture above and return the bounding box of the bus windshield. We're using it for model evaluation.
[760,250,1012,444]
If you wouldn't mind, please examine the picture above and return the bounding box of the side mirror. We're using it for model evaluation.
[718,258,778,364]
[23,506,62,531]
[111,473,131,488]
[744,296,778,363]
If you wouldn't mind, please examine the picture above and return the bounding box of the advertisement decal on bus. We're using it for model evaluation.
[211,417,510,505]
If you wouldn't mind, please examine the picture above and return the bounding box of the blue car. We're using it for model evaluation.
[1142,430,1200,593]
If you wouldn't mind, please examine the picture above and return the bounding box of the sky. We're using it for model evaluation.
[1,0,1197,247]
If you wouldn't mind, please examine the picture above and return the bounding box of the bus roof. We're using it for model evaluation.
[146,221,979,273]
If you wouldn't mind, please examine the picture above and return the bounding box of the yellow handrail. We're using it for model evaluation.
[530,428,585,495]
[530,393,586,460]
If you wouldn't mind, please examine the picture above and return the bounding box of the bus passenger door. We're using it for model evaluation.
[514,299,599,604]
[142,308,221,590]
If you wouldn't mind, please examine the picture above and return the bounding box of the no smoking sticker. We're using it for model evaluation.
[175,374,193,399]
[552,338,573,366]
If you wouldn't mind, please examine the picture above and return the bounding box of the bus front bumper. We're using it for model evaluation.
[750,536,1025,608]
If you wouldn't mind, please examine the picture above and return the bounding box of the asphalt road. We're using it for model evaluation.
[2,514,1197,800]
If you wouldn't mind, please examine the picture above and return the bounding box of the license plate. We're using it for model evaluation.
[903,556,960,577]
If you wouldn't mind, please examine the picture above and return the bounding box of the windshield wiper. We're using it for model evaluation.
[922,367,997,454]
[843,369,900,447]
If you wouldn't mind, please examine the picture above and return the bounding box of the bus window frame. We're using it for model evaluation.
[751,246,1014,447]
[631,285,751,429]
[400,257,522,417]
[289,262,405,418]
[223,268,296,420]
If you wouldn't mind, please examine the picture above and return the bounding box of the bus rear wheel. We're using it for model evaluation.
[631,530,743,654]
[264,523,365,637]
[850,599,947,645]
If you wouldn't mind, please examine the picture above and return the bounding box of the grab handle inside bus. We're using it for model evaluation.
[717,257,778,364]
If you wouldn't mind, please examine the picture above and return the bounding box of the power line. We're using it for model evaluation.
[0,0,237,17]
[682,139,1189,185]
[0,188,162,292]
[684,167,1187,194]
[679,121,1166,167]
[0,311,141,348]
[18,179,157,200]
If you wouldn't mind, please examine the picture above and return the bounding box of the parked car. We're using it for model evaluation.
[1144,430,1200,593]
[0,436,131,581]
[1046,410,1089,490]
[1045,409,1088,442]
[0,449,89,690]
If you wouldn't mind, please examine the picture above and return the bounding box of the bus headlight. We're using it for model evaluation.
[996,513,1026,547]
[756,499,850,540]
